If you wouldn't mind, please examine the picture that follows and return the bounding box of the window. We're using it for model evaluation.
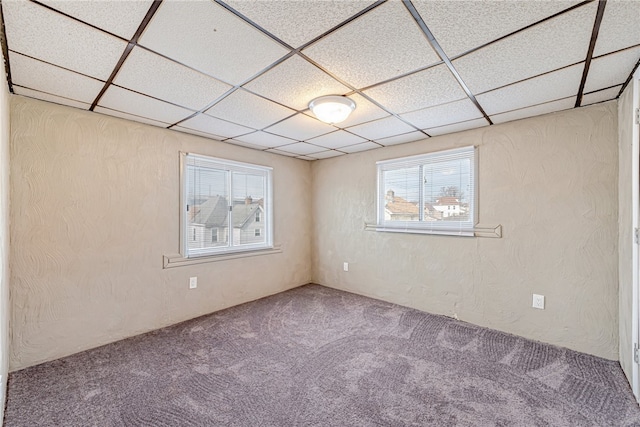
[255,229,261,237]
[376,146,477,236]
[255,211,261,222]
[182,153,273,257]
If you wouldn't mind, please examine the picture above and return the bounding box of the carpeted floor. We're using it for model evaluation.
[4,284,640,426]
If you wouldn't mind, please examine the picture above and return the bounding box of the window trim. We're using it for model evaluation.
[376,146,478,237]
[179,152,273,259]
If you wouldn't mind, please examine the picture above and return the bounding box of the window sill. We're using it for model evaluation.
[163,245,282,269]
[364,223,502,238]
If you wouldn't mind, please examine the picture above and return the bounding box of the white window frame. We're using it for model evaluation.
[180,153,273,258]
[376,146,478,237]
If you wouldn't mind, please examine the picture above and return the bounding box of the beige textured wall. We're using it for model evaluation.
[618,82,635,382]
[0,68,11,410]
[311,103,619,359]
[10,96,312,370]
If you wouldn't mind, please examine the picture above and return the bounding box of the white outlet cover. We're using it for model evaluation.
[532,294,545,309]
[343,262,349,272]
[189,277,197,289]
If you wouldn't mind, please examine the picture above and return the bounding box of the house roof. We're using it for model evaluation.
[192,196,229,227]
[386,196,419,215]
[232,202,263,228]
[2,1,638,160]
[435,197,460,206]
[192,196,263,228]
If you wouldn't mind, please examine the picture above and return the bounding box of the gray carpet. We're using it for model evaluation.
[4,284,640,426]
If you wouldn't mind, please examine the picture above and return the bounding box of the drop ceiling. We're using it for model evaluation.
[2,0,639,160]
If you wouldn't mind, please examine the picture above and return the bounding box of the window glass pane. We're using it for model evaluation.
[182,153,273,257]
[424,158,471,223]
[232,171,266,247]
[186,165,229,251]
[382,166,420,222]
[377,146,476,235]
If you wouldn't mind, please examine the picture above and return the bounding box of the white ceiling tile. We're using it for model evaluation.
[306,130,367,150]
[399,98,482,130]
[99,85,194,124]
[339,141,382,154]
[376,131,427,147]
[3,0,127,80]
[453,1,597,94]
[9,52,104,104]
[330,93,390,128]
[224,139,268,151]
[414,0,582,57]
[14,87,91,110]
[302,1,440,88]
[310,150,346,160]
[265,148,299,157]
[585,47,640,93]
[426,118,488,136]
[223,1,375,48]
[265,113,337,140]
[138,0,288,85]
[277,142,326,155]
[244,55,351,111]
[40,0,153,40]
[476,64,583,115]
[94,106,171,128]
[581,85,622,107]
[179,113,255,139]
[593,0,640,56]
[205,89,296,130]
[490,97,575,124]
[364,65,466,114]
[114,47,232,111]
[346,116,416,140]
[173,126,226,141]
[233,131,297,148]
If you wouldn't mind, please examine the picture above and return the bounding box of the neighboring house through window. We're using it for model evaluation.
[376,146,477,236]
[182,153,273,257]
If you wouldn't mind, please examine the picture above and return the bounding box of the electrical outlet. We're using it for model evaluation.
[532,294,545,309]
[343,262,349,272]
[189,277,197,289]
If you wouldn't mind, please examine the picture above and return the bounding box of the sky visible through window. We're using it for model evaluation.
[188,166,265,202]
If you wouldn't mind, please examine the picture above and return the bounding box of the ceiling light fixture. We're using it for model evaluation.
[308,95,356,124]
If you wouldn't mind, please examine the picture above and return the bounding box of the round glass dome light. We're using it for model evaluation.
[308,95,356,124]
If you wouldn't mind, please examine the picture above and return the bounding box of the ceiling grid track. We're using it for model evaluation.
[89,0,162,111]
[575,0,607,108]
[402,0,492,126]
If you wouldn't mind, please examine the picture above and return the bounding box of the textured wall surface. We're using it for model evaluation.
[311,103,619,359]
[9,96,312,370]
[0,63,11,412]
[618,82,635,382]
